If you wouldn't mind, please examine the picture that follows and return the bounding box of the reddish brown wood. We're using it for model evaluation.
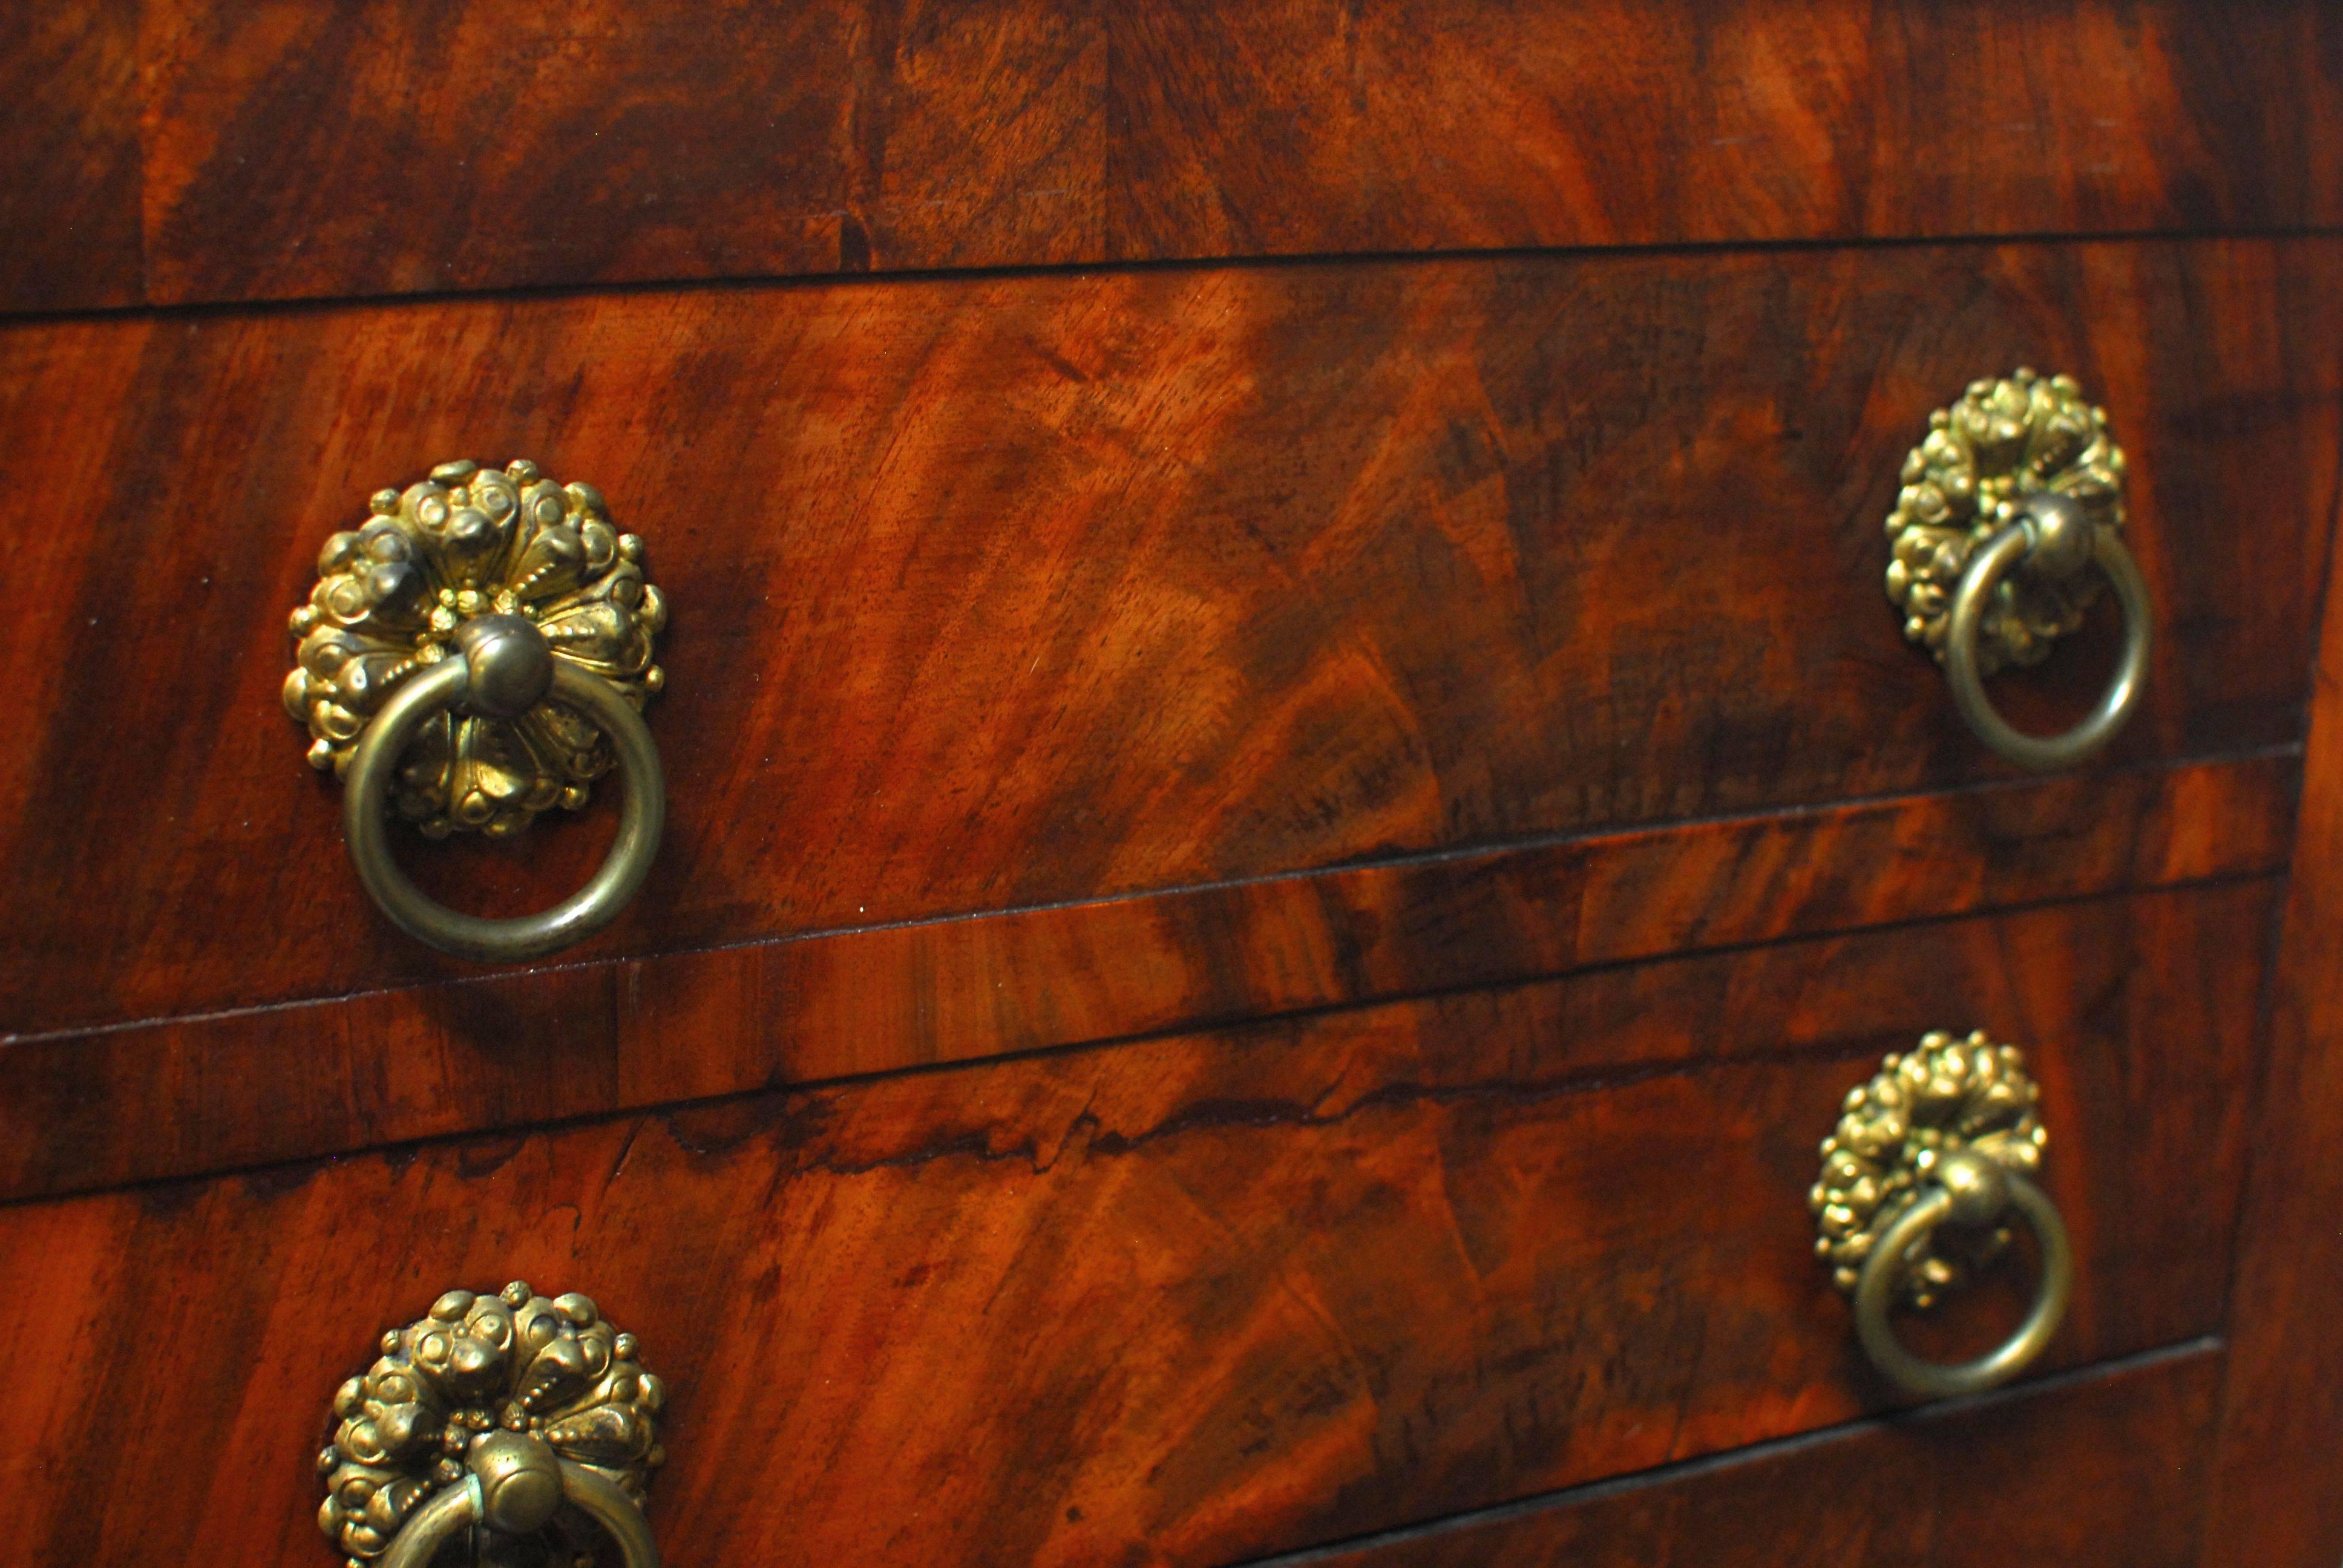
[137,0,1103,308]
[0,0,142,312]
[2202,396,2343,1558]
[114,0,2343,308]
[0,885,2266,1566]
[0,239,2333,1042]
[0,752,2291,1204]
[1277,1347,2219,1567]
[1105,0,2343,263]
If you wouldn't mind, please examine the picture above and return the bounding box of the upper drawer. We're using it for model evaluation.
[8,0,2342,312]
[0,236,2330,1046]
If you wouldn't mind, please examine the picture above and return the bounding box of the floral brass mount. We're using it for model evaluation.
[1812,1031,2072,1397]
[1882,369,2152,772]
[284,459,669,962]
[1884,370,2125,676]
[318,1281,665,1568]
[1813,1031,2045,1304]
[284,459,666,838]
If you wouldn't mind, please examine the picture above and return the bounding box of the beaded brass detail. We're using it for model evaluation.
[1883,368,2127,675]
[284,460,667,837]
[1811,1031,2047,1308]
[316,1281,665,1568]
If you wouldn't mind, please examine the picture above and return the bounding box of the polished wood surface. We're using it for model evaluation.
[0,884,2264,1566]
[6,9,2336,1551]
[2203,405,2343,1563]
[0,0,141,313]
[8,0,2334,312]
[2,237,2332,1044]
[0,752,2290,1204]
[1276,1347,2218,1567]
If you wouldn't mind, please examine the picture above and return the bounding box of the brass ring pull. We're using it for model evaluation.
[318,1281,666,1568]
[1851,1151,2074,1398]
[1941,495,2152,773]
[378,1443,659,1568]
[1886,370,2152,773]
[1814,1031,2074,1399]
[284,460,669,963]
[341,627,664,962]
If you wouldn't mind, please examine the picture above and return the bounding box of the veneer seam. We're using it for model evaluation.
[5,224,2342,332]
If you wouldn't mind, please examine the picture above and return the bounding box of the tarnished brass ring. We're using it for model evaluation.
[1944,520,2151,773]
[379,1458,659,1568]
[1852,1166,2073,1399]
[343,658,664,962]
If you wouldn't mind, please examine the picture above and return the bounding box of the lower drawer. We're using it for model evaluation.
[1272,1346,2218,1567]
[0,882,2263,1565]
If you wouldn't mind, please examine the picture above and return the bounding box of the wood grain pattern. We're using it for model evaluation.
[1105,0,2343,263]
[137,0,1103,308]
[1268,1347,2219,1567]
[0,752,2292,1204]
[0,238,2333,1043]
[2202,368,2343,1561]
[110,0,2343,308]
[0,0,142,312]
[0,885,2266,1566]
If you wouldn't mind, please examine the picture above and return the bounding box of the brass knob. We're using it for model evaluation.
[316,1281,665,1568]
[284,460,668,962]
[1884,370,2152,772]
[1812,1031,2074,1398]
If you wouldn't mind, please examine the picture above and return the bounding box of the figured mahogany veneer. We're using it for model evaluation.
[1268,1347,2219,1567]
[0,752,2290,1204]
[5,2,2338,1557]
[1,237,2334,1044]
[0,2,142,313]
[16,0,2343,312]
[0,884,2264,1566]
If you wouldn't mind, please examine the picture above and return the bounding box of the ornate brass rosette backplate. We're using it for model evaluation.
[284,460,667,838]
[1883,368,2127,676]
[318,1281,665,1568]
[1811,1031,2046,1309]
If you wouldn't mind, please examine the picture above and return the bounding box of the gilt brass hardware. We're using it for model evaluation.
[284,460,667,961]
[316,1280,664,1568]
[1884,369,2151,772]
[1812,1031,2074,1398]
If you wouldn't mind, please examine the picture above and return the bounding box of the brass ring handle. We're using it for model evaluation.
[1941,497,2152,773]
[318,1281,666,1568]
[1851,1151,2074,1398]
[379,1445,659,1568]
[284,460,670,964]
[1814,1031,2071,1400]
[342,629,665,962]
[1884,370,2151,774]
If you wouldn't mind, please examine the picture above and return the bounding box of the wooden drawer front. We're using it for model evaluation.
[0,884,2262,1566]
[12,1,2343,312]
[0,751,2289,1204]
[1277,1348,2218,1567]
[1,237,2332,1048]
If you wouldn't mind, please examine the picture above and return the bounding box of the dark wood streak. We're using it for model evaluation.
[0,752,2293,1204]
[0,238,2332,1043]
[0,0,142,312]
[1259,1348,2220,1567]
[0,884,2267,1566]
[17,0,2328,310]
